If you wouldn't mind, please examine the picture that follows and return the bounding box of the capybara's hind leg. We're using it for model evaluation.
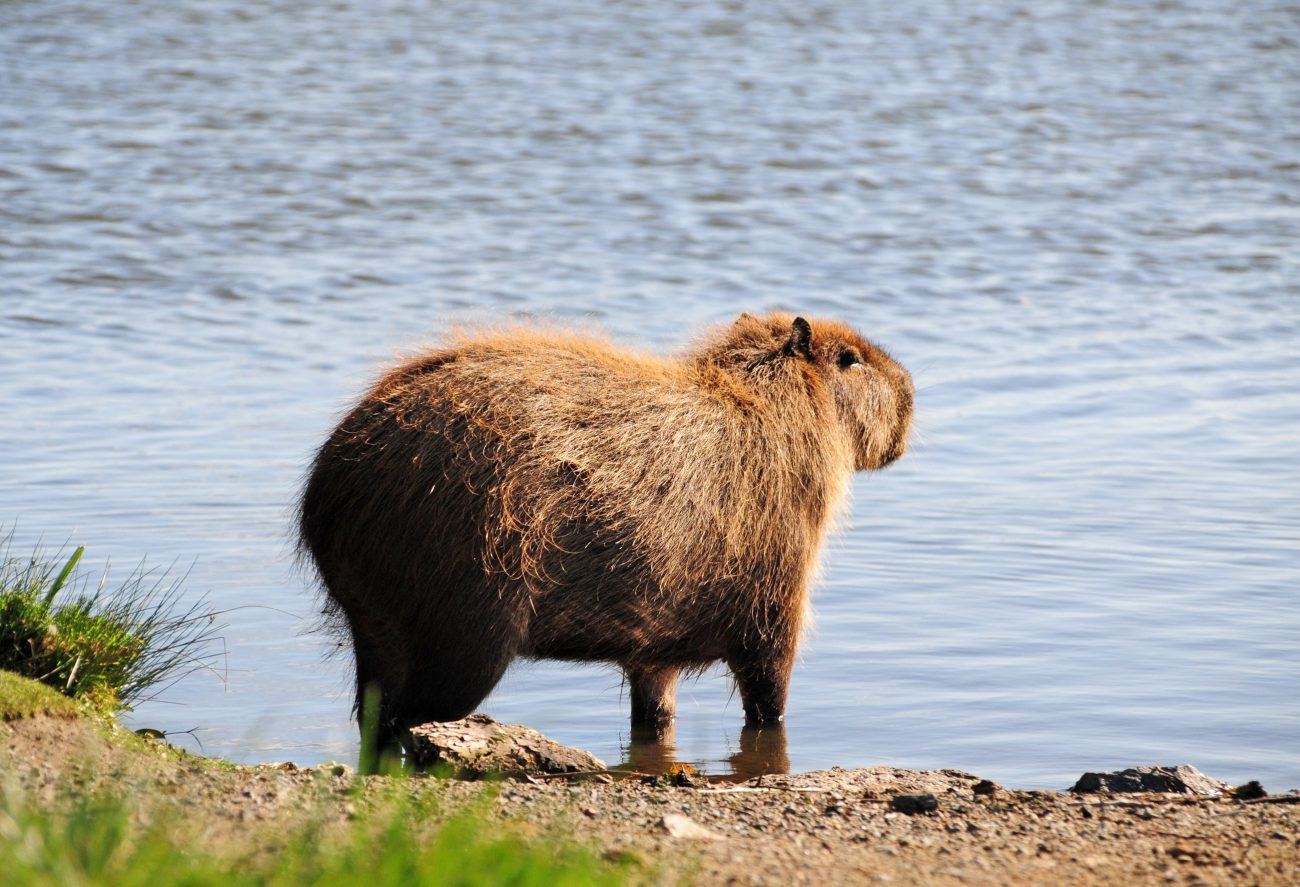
[350,632,409,747]
[627,665,680,729]
[384,603,528,730]
[387,649,514,729]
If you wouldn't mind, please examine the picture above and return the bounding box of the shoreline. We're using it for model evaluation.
[4,679,1297,887]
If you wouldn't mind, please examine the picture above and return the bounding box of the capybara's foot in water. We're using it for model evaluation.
[627,665,680,730]
[729,651,793,725]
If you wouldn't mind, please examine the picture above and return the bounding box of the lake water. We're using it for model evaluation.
[2,0,1297,790]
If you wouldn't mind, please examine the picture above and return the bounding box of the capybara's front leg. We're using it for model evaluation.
[627,665,680,729]
[727,646,795,725]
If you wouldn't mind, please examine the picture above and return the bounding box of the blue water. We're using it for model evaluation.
[2,0,1297,789]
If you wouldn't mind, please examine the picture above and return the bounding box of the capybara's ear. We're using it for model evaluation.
[782,317,814,361]
[744,315,814,372]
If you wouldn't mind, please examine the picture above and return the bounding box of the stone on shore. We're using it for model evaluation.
[1070,764,1229,795]
[660,813,725,841]
[406,713,606,778]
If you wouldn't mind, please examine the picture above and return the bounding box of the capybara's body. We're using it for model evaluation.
[299,313,912,740]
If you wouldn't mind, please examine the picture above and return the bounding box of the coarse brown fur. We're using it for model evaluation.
[298,313,913,743]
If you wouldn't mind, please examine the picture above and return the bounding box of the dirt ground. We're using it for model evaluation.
[3,712,1297,886]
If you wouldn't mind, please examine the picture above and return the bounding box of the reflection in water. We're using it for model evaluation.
[622,724,680,775]
[728,726,790,780]
[623,723,790,780]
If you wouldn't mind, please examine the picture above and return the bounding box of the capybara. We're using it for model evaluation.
[298,312,913,742]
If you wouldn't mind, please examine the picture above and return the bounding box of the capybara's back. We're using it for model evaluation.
[299,313,913,740]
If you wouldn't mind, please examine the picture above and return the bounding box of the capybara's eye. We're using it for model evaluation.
[838,349,862,369]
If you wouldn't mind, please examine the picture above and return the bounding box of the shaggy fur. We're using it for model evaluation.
[298,313,913,741]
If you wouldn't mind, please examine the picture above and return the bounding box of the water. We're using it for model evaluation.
[2,0,1297,790]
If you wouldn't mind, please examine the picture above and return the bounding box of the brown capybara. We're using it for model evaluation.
[298,312,913,743]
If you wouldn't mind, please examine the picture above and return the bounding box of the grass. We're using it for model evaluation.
[0,543,220,712]
[0,781,637,887]
[0,668,80,720]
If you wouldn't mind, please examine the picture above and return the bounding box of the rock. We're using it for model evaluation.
[892,793,939,814]
[661,813,724,840]
[1233,780,1267,800]
[972,779,999,797]
[1069,765,1228,795]
[406,713,606,778]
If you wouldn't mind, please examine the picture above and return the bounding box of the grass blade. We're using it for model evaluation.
[44,545,84,604]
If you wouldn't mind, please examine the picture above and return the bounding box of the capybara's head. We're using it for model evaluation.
[709,312,914,471]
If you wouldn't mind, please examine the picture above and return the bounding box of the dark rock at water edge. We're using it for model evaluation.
[1233,780,1268,800]
[1070,765,1229,795]
[406,713,606,779]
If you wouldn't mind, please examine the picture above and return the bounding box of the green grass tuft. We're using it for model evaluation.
[0,542,220,712]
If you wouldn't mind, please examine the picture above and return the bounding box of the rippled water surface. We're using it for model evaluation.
[3,1,1298,789]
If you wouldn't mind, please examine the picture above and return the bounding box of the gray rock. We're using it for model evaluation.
[1069,765,1228,795]
[406,713,606,778]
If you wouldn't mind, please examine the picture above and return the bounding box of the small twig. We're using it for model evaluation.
[697,786,772,794]
[1081,801,1170,810]
[65,655,82,690]
[166,726,207,755]
[204,603,304,621]
[523,769,629,780]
